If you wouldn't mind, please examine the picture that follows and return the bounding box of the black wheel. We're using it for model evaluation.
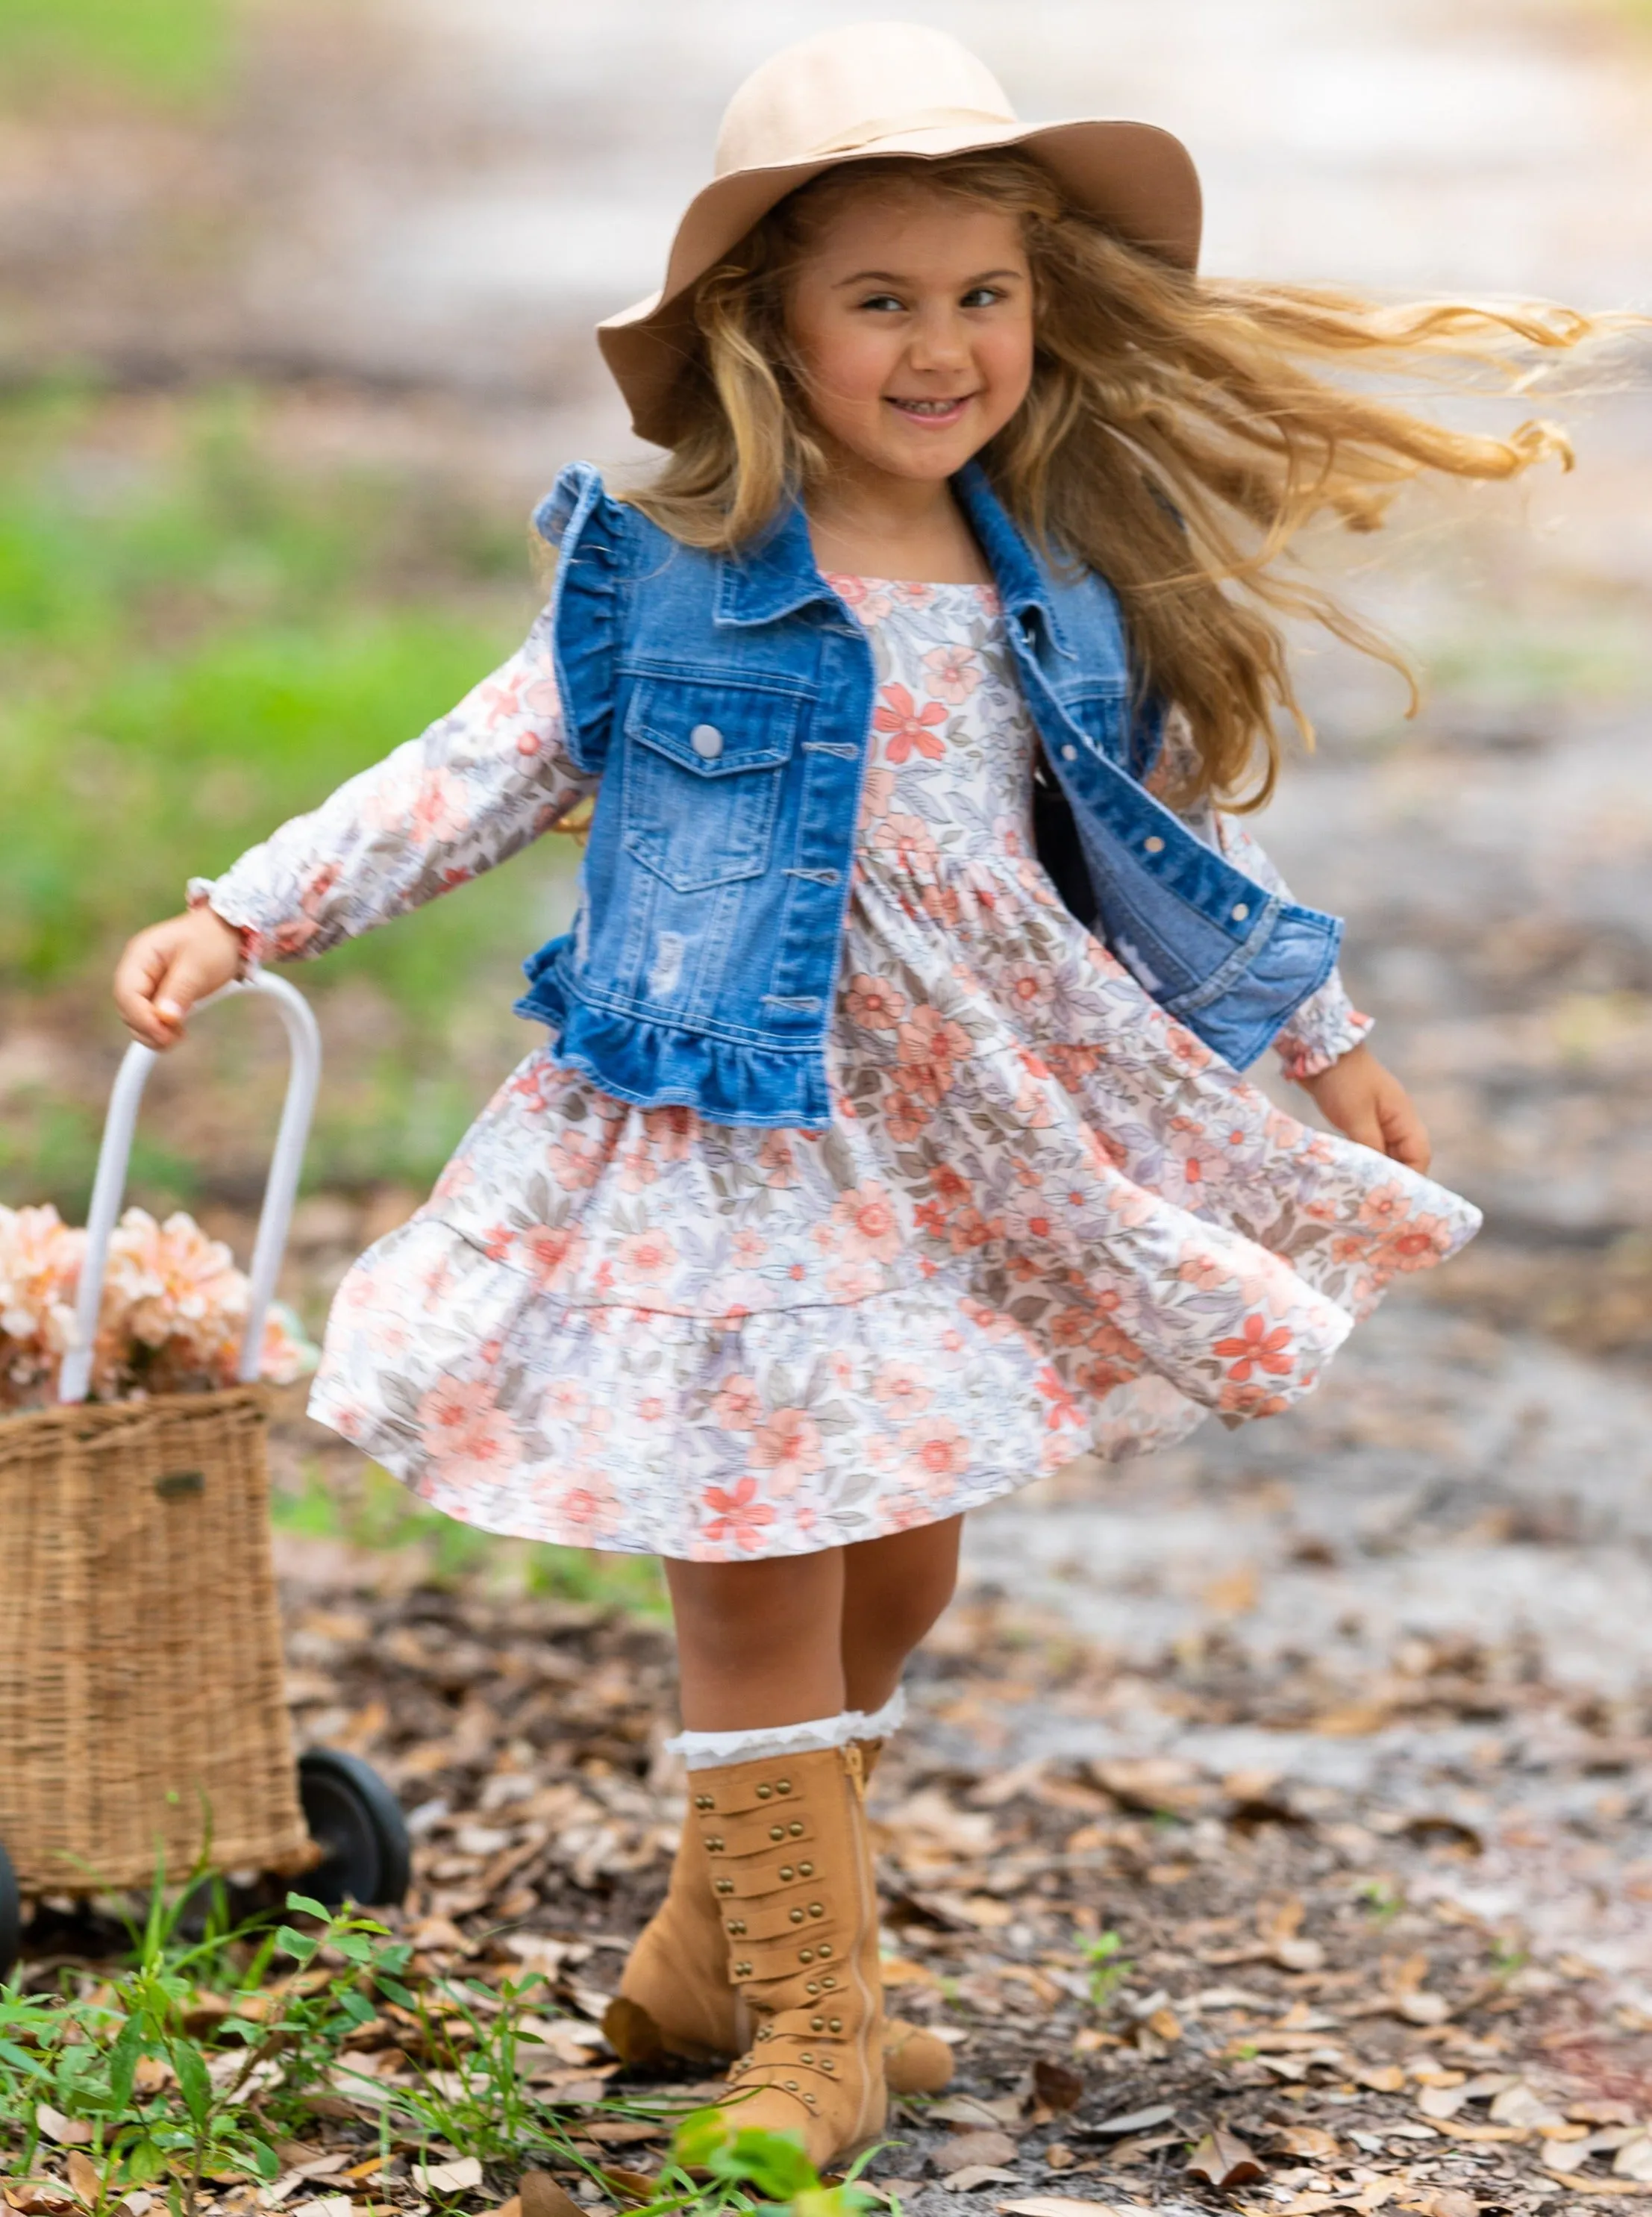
[0,1839,21,1984]
[296,1749,412,1910]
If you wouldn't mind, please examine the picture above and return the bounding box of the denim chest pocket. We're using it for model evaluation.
[1057,683,1129,766]
[620,672,804,892]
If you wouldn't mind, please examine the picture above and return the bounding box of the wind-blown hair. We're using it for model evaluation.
[622,150,1616,808]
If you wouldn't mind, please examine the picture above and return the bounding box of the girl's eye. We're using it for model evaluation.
[857,293,905,313]
[961,286,1004,309]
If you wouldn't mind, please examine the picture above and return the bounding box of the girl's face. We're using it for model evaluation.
[784,187,1034,490]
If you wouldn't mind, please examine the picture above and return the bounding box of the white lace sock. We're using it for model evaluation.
[851,1685,907,1742]
[666,1710,862,1773]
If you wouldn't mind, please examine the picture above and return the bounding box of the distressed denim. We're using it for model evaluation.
[515,460,1342,1128]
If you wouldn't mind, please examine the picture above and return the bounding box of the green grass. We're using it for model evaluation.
[0,0,234,106]
[272,1458,668,1615]
[0,381,578,1209]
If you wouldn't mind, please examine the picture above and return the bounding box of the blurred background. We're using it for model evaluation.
[4,0,1652,1969]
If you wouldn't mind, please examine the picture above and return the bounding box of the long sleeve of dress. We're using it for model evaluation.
[188,604,594,962]
[1149,710,1372,1084]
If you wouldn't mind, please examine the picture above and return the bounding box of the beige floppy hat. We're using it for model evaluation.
[598,19,1204,446]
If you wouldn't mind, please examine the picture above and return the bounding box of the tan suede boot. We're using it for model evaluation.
[704,1741,886,2167]
[606,1736,954,2095]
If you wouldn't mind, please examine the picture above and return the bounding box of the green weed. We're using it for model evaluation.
[1356,1877,1406,1924]
[1078,1927,1132,2009]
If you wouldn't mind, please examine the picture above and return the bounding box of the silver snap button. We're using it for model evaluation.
[690,722,725,760]
[1144,835,1165,854]
[1231,902,1249,921]
[1060,743,1077,761]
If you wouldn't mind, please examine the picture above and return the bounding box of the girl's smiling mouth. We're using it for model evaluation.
[886,393,976,424]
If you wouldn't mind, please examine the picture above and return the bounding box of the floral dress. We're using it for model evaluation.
[196,577,1480,1562]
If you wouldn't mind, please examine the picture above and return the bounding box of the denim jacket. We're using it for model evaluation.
[513,460,1342,1131]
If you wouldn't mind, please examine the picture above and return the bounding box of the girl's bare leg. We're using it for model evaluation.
[664,1548,848,1729]
[839,1515,963,1714]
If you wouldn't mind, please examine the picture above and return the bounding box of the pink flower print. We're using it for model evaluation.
[895,1005,971,1103]
[882,1089,931,1145]
[545,1378,590,1425]
[712,1374,764,1430]
[757,1130,799,1186]
[730,1227,769,1269]
[546,1131,602,1191]
[751,1407,824,1492]
[480,671,526,729]
[872,1360,930,1416]
[522,653,560,718]
[408,767,469,845]
[947,1206,1001,1255]
[833,1181,902,1263]
[1002,960,1054,1013]
[1162,1021,1214,1073]
[418,1377,501,1462]
[922,642,982,704]
[898,1415,970,1489]
[826,1258,883,1302]
[1177,1248,1227,1292]
[873,682,947,765]
[857,766,898,824]
[617,1143,659,1193]
[702,1477,775,1552]
[870,811,940,876]
[1358,1183,1410,1231]
[616,1228,677,1284]
[1219,1380,1289,1420]
[521,1222,586,1289]
[930,1163,970,1209]
[843,972,910,1032]
[1213,1313,1295,1383]
[1035,1366,1083,1433]
[892,580,935,607]
[827,574,892,622]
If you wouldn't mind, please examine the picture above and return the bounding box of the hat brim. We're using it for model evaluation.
[596,116,1201,447]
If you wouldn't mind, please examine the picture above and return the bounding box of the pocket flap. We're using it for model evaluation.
[625,673,803,776]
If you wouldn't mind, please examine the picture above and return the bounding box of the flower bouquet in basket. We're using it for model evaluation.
[0,1202,316,1412]
[0,974,363,1939]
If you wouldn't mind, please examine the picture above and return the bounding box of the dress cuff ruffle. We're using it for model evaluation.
[186,878,263,969]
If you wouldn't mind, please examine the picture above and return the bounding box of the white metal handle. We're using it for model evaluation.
[58,971,322,1404]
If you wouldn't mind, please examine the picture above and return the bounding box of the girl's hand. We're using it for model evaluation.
[1299,1042,1431,1172]
[113,908,246,1049]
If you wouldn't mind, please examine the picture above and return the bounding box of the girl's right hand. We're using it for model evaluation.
[113,908,247,1049]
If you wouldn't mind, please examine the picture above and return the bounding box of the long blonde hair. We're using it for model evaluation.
[622,150,1616,808]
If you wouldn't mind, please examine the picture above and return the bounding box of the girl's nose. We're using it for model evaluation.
[905,309,972,373]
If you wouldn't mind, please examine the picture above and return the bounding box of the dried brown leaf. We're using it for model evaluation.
[933,2132,1018,2175]
[1616,2139,1652,2183]
[35,2109,95,2148]
[940,2164,1019,2192]
[1273,2128,1341,2161]
[519,2175,584,2217]
[1031,2059,1084,2115]
[65,2156,101,2209]
[1187,2129,1265,2190]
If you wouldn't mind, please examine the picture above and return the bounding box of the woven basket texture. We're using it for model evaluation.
[0,1384,312,1893]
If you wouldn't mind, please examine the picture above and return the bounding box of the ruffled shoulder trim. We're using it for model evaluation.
[528,462,637,775]
[514,950,833,1131]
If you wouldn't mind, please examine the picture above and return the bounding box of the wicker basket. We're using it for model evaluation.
[0,1389,313,1891]
[0,974,322,1896]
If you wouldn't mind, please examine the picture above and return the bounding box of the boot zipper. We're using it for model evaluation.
[840,1742,878,2138]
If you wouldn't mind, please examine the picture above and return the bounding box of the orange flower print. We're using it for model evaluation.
[545,1131,601,1190]
[417,1378,513,1465]
[843,973,910,1031]
[1213,1313,1295,1382]
[898,1414,970,1489]
[1002,960,1054,1011]
[922,642,982,704]
[701,1477,775,1552]
[833,1180,902,1263]
[873,681,947,764]
[751,1407,824,1492]
[895,1005,971,1103]
[642,1104,698,1161]
[857,765,897,823]
[757,1130,798,1186]
[712,1374,763,1430]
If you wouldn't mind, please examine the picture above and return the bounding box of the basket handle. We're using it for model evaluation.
[57,970,322,1405]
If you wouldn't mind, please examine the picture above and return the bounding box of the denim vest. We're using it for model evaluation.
[516,460,1342,1130]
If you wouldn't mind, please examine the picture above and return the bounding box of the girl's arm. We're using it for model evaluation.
[113,604,594,1048]
[1209,812,1374,1083]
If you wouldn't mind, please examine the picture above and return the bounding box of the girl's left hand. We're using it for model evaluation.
[1299,1042,1431,1172]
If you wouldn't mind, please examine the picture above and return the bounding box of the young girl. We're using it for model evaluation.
[114,21,1603,2168]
